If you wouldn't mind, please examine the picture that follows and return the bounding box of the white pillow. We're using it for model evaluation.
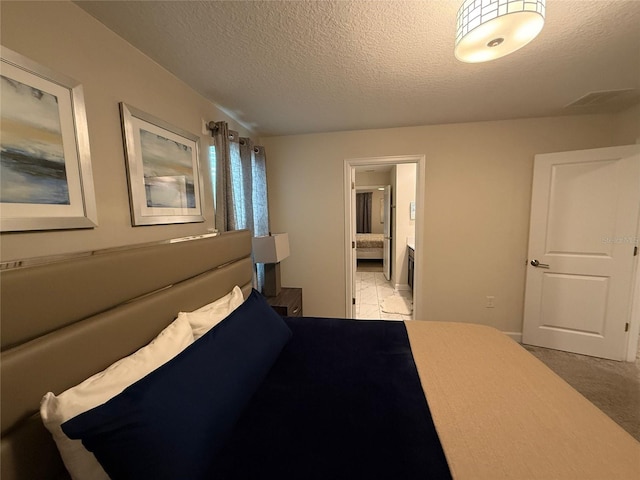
[40,315,194,480]
[179,285,245,339]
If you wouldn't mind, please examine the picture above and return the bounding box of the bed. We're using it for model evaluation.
[356,233,384,259]
[1,229,638,480]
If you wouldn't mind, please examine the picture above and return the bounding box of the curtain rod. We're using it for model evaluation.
[207,121,220,133]
[208,121,262,153]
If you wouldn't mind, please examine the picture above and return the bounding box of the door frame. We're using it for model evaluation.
[382,184,392,282]
[343,154,426,319]
[626,212,640,361]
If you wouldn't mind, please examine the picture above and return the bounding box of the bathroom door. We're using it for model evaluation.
[383,185,392,281]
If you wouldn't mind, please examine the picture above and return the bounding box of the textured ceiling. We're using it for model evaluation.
[75,0,640,136]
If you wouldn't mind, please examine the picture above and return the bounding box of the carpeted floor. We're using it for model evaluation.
[523,342,640,442]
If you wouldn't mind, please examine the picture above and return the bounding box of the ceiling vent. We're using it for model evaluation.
[565,89,638,109]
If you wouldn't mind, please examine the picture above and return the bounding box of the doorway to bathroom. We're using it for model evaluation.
[344,155,425,320]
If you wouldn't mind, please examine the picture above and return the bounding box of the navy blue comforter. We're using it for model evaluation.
[211,317,452,479]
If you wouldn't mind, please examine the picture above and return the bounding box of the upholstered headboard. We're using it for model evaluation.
[0,230,254,480]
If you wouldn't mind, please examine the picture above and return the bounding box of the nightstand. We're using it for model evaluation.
[264,287,303,317]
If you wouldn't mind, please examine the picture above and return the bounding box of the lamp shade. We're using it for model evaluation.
[252,233,290,264]
[455,0,545,63]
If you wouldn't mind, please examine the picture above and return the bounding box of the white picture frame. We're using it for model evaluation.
[1,46,98,232]
[120,103,204,226]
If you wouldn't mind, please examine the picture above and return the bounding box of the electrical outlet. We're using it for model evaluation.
[485,296,495,308]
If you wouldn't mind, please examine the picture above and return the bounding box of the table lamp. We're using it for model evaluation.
[252,233,290,297]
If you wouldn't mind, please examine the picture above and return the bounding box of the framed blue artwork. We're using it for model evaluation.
[120,103,204,226]
[1,46,98,231]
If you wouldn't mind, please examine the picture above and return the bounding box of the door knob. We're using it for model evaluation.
[530,259,550,268]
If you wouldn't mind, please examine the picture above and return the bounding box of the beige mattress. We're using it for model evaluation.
[356,233,384,248]
[405,321,640,480]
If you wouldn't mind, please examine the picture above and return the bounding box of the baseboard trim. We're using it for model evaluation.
[504,332,522,343]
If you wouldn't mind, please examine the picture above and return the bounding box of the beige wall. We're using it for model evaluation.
[613,103,640,146]
[370,190,384,235]
[355,171,391,186]
[1,1,251,262]
[262,113,637,334]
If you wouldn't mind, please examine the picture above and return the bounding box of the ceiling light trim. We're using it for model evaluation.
[455,0,546,63]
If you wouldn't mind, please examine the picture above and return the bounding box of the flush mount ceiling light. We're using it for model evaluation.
[455,0,546,63]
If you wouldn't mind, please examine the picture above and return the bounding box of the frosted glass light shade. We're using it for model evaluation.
[455,0,545,63]
[252,233,290,263]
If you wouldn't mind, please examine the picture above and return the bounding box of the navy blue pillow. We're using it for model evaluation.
[61,289,292,480]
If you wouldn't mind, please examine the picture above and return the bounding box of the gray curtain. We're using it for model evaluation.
[211,121,270,291]
[212,121,234,231]
[356,192,372,233]
[241,139,269,291]
[249,144,269,238]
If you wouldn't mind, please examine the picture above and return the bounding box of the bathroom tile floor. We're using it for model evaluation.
[355,271,413,321]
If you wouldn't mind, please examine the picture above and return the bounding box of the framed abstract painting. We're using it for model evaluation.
[0,46,98,231]
[119,103,204,226]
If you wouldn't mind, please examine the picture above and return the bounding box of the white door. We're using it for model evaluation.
[383,185,392,281]
[522,145,640,360]
[350,169,357,318]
